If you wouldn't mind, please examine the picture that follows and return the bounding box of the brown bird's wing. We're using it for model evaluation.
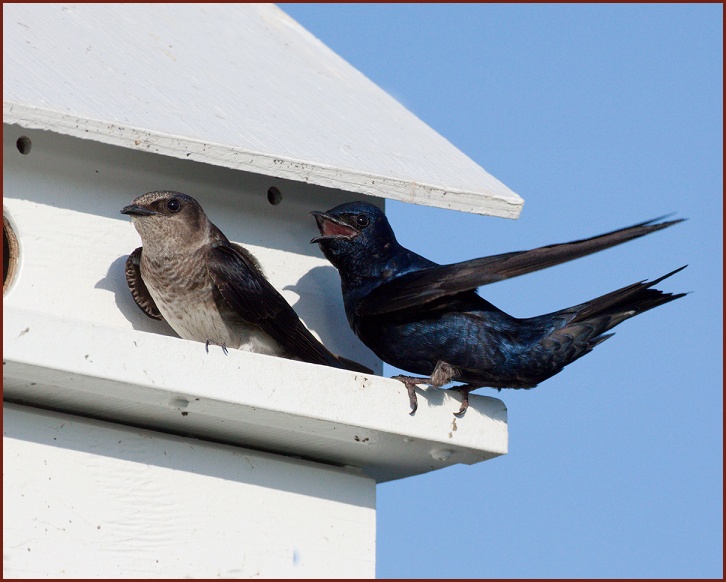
[357,216,685,316]
[209,242,372,374]
[125,247,163,320]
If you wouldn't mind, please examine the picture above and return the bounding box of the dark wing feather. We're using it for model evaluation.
[125,247,163,320]
[358,216,684,316]
[209,242,372,374]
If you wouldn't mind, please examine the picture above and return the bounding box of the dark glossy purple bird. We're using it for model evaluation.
[311,201,686,415]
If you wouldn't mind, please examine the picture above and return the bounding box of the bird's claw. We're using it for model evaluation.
[449,386,470,417]
[392,375,421,415]
[406,383,418,415]
[453,400,468,417]
[205,340,228,355]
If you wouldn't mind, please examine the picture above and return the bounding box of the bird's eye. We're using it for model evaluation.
[167,198,181,212]
[355,215,370,227]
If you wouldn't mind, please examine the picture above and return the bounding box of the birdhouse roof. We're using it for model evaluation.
[3,3,522,218]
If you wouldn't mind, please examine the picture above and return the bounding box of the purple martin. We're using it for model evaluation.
[311,201,686,415]
[121,191,372,374]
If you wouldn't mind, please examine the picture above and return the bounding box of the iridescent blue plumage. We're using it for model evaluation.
[311,201,686,415]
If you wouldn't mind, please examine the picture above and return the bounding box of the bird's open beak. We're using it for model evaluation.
[121,204,156,217]
[310,211,360,244]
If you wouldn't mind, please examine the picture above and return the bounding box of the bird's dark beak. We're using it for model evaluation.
[121,204,156,217]
[310,211,359,244]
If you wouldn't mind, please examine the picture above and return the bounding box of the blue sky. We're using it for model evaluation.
[279,4,723,579]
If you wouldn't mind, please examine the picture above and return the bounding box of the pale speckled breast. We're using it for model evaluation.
[139,248,286,356]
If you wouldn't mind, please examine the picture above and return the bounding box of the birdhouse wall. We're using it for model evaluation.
[3,125,381,373]
[3,124,508,486]
[3,5,514,575]
[3,403,376,578]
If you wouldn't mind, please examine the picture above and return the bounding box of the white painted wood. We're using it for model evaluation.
[3,3,523,218]
[3,306,508,484]
[3,125,508,483]
[2,125,380,373]
[3,8,514,574]
[3,403,376,578]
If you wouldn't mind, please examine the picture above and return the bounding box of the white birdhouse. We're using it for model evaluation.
[3,4,521,578]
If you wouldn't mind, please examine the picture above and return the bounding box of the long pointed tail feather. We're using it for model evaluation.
[570,265,688,325]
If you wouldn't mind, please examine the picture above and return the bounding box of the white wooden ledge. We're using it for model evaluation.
[3,307,508,483]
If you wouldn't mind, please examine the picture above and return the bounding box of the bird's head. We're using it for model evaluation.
[310,201,398,275]
[121,191,210,253]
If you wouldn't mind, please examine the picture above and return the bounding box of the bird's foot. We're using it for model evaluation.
[392,363,460,415]
[205,340,229,355]
[430,361,459,388]
[391,375,427,415]
[431,361,467,414]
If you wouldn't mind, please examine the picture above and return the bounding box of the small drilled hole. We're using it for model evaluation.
[267,186,282,205]
[4,214,20,295]
[16,136,32,155]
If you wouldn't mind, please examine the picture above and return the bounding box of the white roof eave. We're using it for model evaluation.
[3,4,523,218]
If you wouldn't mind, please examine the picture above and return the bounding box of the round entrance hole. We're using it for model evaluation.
[4,214,20,295]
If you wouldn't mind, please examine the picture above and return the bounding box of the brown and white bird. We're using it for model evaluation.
[121,190,371,373]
